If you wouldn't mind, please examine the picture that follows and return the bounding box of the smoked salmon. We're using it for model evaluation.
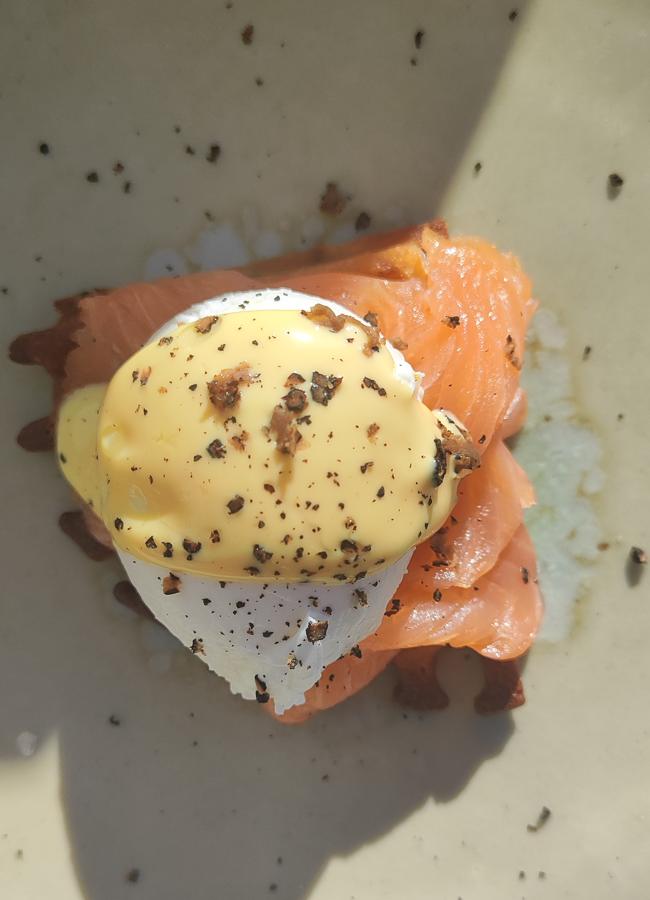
[10,221,542,721]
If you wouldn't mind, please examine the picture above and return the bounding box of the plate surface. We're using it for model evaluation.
[1,1,649,898]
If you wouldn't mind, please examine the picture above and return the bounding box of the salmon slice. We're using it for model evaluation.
[366,524,541,660]
[403,439,534,591]
[268,224,536,447]
[274,525,539,724]
[10,220,542,717]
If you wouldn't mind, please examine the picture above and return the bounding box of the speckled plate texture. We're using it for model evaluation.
[1,2,648,898]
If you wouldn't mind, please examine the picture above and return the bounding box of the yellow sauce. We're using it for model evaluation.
[57,308,470,583]
[57,383,106,511]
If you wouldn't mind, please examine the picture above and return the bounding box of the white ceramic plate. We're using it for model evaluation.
[1,2,649,898]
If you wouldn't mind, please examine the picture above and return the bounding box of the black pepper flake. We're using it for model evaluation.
[527,806,551,832]
[414,29,425,48]
[145,536,157,549]
[432,438,447,487]
[442,315,461,329]
[158,336,173,346]
[193,454,202,462]
[241,23,254,44]
[227,495,245,514]
[206,143,221,163]
[367,422,380,440]
[353,588,368,607]
[126,868,140,884]
[340,539,358,555]
[86,171,99,183]
[319,181,349,216]
[183,538,202,555]
[185,144,196,155]
[190,637,205,655]
[311,371,343,406]
[59,453,67,464]
[508,8,519,21]
[362,376,386,396]
[306,620,328,643]
[114,517,124,531]
[189,383,198,391]
[608,172,624,197]
[123,180,132,194]
[283,387,308,412]
[203,598,212,606]
[244,566,260,575]
[384,597,401,617]
[478,434,487,445]
[521,566,530,584]
[263,483,275,493]
[208,363,257,409]
[505,333,522,370]
[108,714,121,726]
[350,644,362,659]
[376,486,385,498]
[433,589,442,602]
[207,438,226,459]
[630,546,647,565]
[360,461,374,474]
[162,541,173,558]
[582,345,592,361]
[473,161,483,174]
[230,430,249,452]
[253,544,273,563]
[162,573,181,595]
[355,211,371,231]
[195,315,219,334]
[112,161,124,174]
[38,141,50,155]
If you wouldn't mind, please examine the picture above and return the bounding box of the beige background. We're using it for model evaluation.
[1,1,648,898]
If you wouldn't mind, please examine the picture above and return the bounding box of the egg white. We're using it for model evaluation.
[118,547,411,714]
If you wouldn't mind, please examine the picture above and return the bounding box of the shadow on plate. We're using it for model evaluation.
[0,550,515,900]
